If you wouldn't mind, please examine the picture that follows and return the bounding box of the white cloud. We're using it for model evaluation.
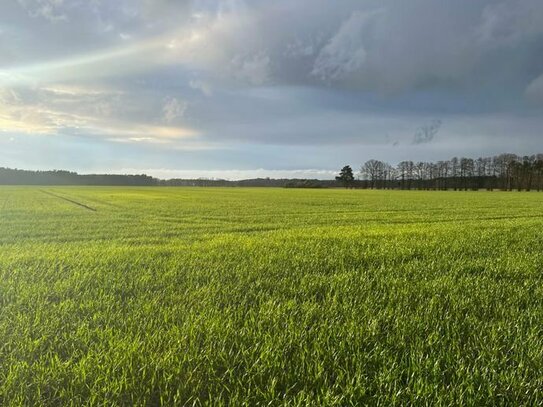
[0,84,197,143]
[17,0,67,22]
[285,39,315,58]
[232,52,271,85]
[162,97,187,123]
[189,80,213,96]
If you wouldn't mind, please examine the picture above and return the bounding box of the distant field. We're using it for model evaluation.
[1,187,543,405]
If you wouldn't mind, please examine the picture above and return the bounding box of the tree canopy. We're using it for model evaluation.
[336,165,355,188]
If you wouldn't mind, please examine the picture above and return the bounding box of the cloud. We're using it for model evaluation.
[189,80,213,96]
[102,123,197,143]
[476,0,543,47]
[0,84,198,144]
[162,97,187,123]
[17,0,67,22]
[2,0,543,174]
[4,0,543,94]
[412,120,442,145]
[312,10,377,82]
[284,39,315,58]
[7,0,542,95]
[232,52,271,85]
[525,73,543,104]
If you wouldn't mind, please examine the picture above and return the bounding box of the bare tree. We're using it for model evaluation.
[361,160,385,189]
[354,153,543,191]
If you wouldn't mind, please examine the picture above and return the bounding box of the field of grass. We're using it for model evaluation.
[1,187,543,405]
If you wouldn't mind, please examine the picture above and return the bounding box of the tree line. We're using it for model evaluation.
[2,153,542,189]
[0,168,331,187]
[0,169,158,186]
[337,153,543,191]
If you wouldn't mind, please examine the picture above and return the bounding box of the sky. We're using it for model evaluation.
[1,0,543,179]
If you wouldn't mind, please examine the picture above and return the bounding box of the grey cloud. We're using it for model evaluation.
[6,0,543,96]
[412,120,442,145]
[307,2,481,92]
[189,80,213,96]
[477,0,543,47]
[162,97,188,123]
[284,39,315,59]
[311,10,377,82]
[241,1,543,96]
[526,73,543,104]
[231,53,271,86]
[17,0,67,22]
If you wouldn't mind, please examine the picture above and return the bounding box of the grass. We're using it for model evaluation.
[1,187,543,405]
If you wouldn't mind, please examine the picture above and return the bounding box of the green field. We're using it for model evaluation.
[1,187,543,405]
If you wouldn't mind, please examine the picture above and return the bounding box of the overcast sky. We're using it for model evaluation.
[1,0,543,179]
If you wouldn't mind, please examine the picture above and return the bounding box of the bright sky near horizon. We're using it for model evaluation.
[1,0,543,179]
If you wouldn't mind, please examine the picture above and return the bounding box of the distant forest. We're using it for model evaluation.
[355,153,543,191]
[0,167,324,188]
[1,153,543,190]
